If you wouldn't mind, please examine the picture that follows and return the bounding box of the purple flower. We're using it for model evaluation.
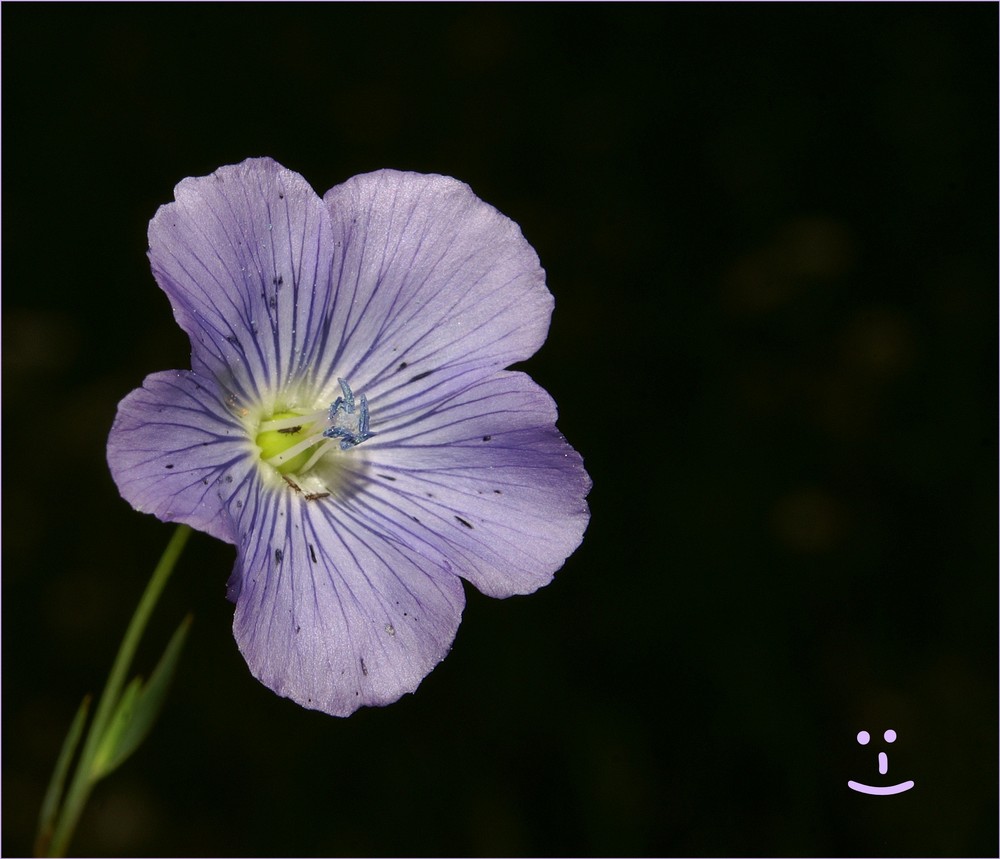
[107,158,591,716]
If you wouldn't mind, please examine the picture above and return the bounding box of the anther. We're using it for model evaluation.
[322,378,375,450]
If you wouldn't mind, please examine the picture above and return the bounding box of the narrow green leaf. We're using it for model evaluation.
[34,695,91,857]
[91,614,193,779]
[89,677,142,779]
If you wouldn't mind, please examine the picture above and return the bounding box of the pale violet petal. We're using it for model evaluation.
[357,371,591,598]
[147,157,337,408]
[106,370,255,543]
[316,170,553,411]
[228,481,466,716]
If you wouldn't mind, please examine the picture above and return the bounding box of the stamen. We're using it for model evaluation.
[255,378,375,478]
[297,440,333,475]
[323,378,375,450]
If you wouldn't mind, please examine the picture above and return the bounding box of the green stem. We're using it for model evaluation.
[45,524,192,858]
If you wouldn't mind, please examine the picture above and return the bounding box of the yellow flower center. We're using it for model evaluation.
[255,411,319,475]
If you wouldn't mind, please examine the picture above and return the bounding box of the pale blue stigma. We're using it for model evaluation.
[323,378,375,450]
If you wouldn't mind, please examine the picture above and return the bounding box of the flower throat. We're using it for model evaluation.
[255,379,374,476]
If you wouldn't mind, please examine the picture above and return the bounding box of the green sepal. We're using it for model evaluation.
[34,694,91,857]
[90,614,193,779]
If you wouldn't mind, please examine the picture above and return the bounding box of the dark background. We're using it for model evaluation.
[3,4,996,857]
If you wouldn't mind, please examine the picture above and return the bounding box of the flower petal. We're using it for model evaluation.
[106,370,253,543]
[317,170,554,410]
[147,157,337,408]
[229,482,466,716]
[358,371,592,598]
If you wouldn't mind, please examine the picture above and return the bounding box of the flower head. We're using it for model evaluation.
[108,158,591,716]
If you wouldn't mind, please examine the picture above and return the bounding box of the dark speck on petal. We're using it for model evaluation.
[455,516,473,529]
